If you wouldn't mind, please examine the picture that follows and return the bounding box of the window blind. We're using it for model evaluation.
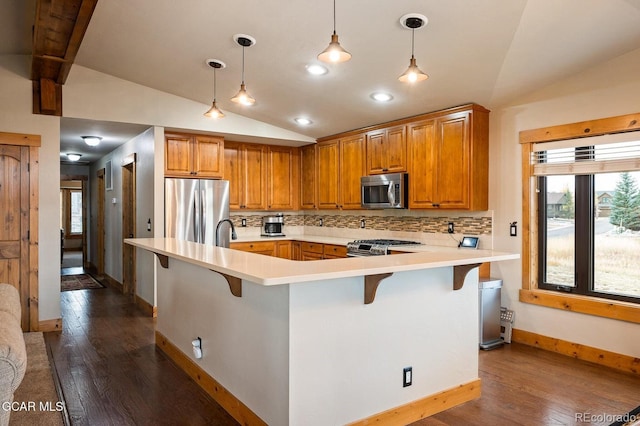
[531,130,640,176]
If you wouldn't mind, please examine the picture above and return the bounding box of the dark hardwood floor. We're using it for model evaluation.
[46,284,640,426]
[45,283,238,426]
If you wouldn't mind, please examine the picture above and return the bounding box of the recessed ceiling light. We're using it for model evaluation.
[295,117,313,125]
[306,64,328,75]
[370,92,394,102]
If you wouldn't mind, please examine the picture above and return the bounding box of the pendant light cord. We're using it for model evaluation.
[333,0,336,34]
[411,28,415,59]
[213,66,217,101]
[241,46,245,84]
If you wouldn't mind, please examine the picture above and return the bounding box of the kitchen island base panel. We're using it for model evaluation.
[157,327,481,426]
[156,257,480,426]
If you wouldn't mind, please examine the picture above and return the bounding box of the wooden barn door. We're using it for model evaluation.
[0,132,40,331]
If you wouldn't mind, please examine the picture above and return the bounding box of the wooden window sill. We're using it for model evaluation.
[519,289,640,324]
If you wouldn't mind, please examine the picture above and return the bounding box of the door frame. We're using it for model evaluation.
[0,131,40,331]
[122,153,137,297]
[60,175,88,269]
[96,168,105,276]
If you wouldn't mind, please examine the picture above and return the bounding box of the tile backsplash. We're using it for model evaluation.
[230,210,492,236]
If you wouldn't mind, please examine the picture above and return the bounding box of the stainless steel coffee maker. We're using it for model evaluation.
[261,213,285,237]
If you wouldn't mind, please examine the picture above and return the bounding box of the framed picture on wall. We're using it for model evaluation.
[105,160,113,191]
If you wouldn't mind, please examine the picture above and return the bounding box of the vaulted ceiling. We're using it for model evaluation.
[3,0,640,149]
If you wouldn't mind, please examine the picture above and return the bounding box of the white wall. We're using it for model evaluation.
[0,55,61,322]
[63,65,314,146]
[489,48,640,358]
[89,127,157,304]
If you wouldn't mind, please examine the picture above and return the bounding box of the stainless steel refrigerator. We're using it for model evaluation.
[165,178,231,247]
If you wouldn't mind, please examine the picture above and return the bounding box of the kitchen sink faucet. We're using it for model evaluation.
[215,218,238,247]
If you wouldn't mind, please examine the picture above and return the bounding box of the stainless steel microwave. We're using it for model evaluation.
[361,173,408,209]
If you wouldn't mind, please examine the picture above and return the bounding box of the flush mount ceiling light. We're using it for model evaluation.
[295,117,313,125]
[231,34,256,106]
[317,0,351,63]
[306,64,328,75]
[370,92,394,102]
[66,153,81,161]
[204,59,226,119]
[82,136,102,146]
[398,13,429,83]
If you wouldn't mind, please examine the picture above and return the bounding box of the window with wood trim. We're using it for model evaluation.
[60,188,83,237]
[523,126,640,305]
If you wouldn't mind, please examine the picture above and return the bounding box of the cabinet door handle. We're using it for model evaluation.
[432,203,440,207]
[382,168,389,172]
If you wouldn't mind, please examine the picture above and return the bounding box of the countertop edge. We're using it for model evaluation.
[126,238,520,286]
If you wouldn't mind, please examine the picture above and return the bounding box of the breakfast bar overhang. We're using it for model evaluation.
[126,238,518,426]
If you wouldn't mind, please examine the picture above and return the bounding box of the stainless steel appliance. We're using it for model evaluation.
[165,178,232,247]
[346,239,421,257]
[361,173,408,209]
[262,214,285,237]
[478,278,504,350]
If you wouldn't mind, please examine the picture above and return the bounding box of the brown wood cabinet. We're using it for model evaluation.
[408,105,489,210]
[229,241,276,256]
[322,244,347,259]
[317,139,340,209]
[224,142,268,210]
[316,135,366,210]
[267,146,299,210]
[300,144,317,210]
[300,241,324,260]
[339,134,366,209]
[291,241,301,260]
[366,125,406,175]
[165,133,224,178]
[275,240,291,259]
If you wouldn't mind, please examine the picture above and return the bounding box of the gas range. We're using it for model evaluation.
[346,239,422,257]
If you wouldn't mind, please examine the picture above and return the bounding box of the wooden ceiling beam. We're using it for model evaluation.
[31,0,98,116]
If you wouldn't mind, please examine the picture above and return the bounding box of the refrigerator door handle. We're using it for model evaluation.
[193,193,200,243]
[200,187,206,242]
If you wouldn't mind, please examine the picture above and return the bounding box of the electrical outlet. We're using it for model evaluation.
[510,222,517,237]
[241,218,247,227]
[448,222,455,234]
[360,219,366,229]
[319,218,323,227]
[403,367,412,387]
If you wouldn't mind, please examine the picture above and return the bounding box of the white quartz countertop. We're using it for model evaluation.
[126,237,519,286]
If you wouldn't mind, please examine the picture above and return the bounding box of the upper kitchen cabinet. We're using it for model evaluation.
[267,145,299,210]
[165,133,224,178]
[339,134,366,209]
[224,142,267,210]
[317,139,340,209]
[366,125,406,175]
[300,144,317,210]
[316,135,366,210]
[407,104,489,210]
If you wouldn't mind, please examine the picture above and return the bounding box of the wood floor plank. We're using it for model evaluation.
[45,283,640,426]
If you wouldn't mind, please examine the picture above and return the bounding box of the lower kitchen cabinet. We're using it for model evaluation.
[229,241,276,256]
[232,240,348,261]
[275,241,291,259]
[323,244,347,259]
[300,241,323,260]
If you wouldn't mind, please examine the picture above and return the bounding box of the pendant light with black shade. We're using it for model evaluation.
[318,0,351,63]
[398,14,429,83]
[204,59,225,119]
[231,34,256,106]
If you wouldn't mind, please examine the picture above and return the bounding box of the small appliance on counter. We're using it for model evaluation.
[261,213,285,237]
[346,239,421,256]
